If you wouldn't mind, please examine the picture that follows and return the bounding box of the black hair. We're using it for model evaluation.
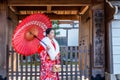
[45,28,54,36]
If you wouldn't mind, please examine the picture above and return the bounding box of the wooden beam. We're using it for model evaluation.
[16,6,82,11]
[58,21,74,24]
[18,10,78,15]
[108,0,119,1]
[79,6,89,14]
[17,6,47,11]
[8,0,91,6]
[18,14,79,20]
[9,6,19,14]
[47,6,51,13]
[52,6,82,11]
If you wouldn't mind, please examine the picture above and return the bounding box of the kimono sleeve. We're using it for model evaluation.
[38,44,45,53]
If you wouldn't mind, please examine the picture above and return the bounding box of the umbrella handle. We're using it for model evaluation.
[34,35,47,46]
[29,32,47,46]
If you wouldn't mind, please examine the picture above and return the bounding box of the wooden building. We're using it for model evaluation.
[0,0,119,80]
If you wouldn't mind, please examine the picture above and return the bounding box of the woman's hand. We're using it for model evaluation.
[55,65,61,69]
[52,64,61,72]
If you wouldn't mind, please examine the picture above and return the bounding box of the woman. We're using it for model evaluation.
[38,28,61,80]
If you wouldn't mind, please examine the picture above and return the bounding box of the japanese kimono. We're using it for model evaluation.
[38,37,60,80]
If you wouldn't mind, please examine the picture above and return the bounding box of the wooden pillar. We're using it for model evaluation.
[8,8,19,72]
[91,0,105,80]
[0,0,8,79]
[79,0,106,80]
[104,1,120,80]
[105,0,115,74]
[104,1,116,80]
[79,7,92,79]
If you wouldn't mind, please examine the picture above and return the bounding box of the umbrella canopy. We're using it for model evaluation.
[12,13,52,56]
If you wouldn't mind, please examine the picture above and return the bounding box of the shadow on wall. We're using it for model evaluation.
[91,74,105,80]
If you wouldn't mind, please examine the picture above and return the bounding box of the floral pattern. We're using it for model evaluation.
[38,45,60,80]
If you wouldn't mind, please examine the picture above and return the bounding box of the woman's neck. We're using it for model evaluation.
[47,36,53,40]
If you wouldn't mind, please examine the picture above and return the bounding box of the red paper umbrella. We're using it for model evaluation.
[12,13,52,56]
